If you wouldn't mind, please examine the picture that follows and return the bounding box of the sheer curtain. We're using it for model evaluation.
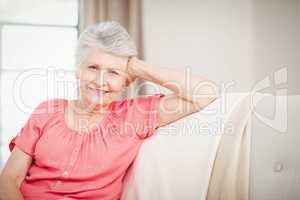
[78,0,146,98]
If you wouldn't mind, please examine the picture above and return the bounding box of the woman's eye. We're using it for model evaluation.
[88,65,97,70]
[110,70,119,75]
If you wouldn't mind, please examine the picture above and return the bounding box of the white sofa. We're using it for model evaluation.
[121,94,300,200]
[250,95,300,200]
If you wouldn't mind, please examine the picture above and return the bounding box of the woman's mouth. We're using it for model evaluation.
[87,87,110,97]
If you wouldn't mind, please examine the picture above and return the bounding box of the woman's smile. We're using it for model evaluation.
[87,86,111,98]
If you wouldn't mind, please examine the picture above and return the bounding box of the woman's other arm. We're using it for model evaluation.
[0,146,32,200]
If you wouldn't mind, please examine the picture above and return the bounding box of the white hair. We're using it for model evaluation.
[75,21,138,69]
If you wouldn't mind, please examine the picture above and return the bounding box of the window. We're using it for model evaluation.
[0,0,79,167]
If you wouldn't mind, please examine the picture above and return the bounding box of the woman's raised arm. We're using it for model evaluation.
[127,57,219,128]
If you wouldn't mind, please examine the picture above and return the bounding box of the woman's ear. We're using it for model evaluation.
[125,77,135,87]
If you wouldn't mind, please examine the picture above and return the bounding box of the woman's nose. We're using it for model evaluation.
[94,70,108,86]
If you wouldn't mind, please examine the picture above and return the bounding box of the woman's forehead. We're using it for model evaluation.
[84,48,127,69]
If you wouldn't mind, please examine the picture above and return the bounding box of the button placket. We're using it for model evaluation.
[53,137,83,189]
[63,137,83,179]
[65,137,83,168]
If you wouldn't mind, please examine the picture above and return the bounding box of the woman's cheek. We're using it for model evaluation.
[109,76,126,91]
[83,70,97,81]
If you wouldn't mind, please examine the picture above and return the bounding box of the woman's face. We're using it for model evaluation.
[76,48,129,108]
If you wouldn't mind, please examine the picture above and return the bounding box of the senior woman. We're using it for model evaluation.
[0,21,218,200]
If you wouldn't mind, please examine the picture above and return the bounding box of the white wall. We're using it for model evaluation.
[142,0,300,95]
[252,0,300,95]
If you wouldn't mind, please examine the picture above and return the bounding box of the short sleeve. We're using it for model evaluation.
[9,100,49,156]
[127,93,165,140]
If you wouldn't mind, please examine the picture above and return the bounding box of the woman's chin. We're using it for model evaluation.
[87,95,106,105]
[84,93,113,107]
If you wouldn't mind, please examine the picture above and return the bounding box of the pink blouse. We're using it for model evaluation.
[9,93,165,200]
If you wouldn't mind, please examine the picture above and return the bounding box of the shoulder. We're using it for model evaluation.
[32,98,65,114]
[30,98,66,126]
[112,93,164,107]
[110,93,165,117]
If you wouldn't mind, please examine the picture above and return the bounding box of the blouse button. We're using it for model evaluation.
[57,180,62,185]
[74,148,79,153]
[63,171,69,177]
